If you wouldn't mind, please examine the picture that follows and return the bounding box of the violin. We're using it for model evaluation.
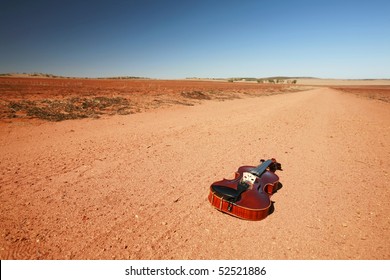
[208,158,282,221]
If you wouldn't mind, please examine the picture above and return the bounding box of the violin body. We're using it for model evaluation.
[208,159,282,221]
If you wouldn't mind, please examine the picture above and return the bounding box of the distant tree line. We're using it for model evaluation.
[226,77,297,84]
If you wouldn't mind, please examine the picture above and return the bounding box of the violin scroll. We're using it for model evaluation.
[260,158,282,172]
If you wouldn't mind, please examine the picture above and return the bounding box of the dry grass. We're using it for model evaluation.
[331,86,390,103]
[5,96,133,121]
[0,77,308,121]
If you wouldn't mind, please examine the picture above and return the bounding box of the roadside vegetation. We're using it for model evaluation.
[5,97,133,121]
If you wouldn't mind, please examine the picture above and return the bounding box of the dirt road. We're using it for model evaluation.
[1,87,389,259]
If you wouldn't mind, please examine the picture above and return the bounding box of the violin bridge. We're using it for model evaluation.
[242,172,257,185]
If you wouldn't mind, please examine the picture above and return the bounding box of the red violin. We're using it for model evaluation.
[208,158,282,221]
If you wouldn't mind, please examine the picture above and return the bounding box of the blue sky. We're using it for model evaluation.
[1,0,389,79]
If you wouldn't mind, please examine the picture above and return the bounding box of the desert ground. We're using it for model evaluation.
[0,77,389,259]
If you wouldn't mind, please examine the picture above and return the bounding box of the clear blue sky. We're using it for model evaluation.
[1,0,389,79]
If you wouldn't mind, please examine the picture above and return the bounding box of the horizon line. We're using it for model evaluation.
[1,72,389,81]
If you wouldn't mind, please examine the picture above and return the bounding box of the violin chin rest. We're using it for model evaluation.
[211,185,239,200]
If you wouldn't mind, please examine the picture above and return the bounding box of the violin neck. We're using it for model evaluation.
[250,159,273,177]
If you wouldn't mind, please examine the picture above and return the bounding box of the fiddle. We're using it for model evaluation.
[208,158,282,221]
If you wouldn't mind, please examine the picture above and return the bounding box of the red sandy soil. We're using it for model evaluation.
[0,78,305,121]
[0,78,389,259]
[330,85,390,103]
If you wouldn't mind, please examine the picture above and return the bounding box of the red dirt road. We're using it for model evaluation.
[1,87,389,259]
